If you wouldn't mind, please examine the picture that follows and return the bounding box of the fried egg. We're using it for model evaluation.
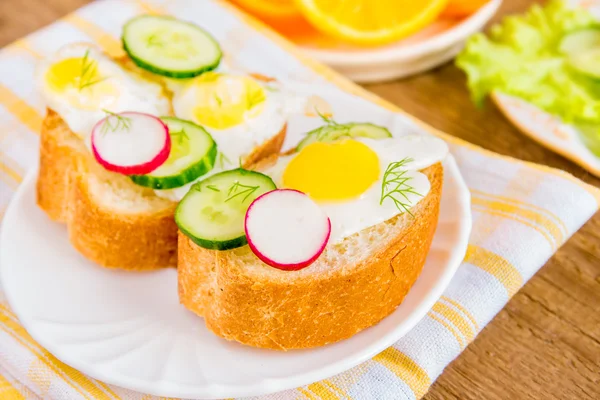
[36,43,170,143]
[159,71,302,201]
[172,71,295,168]
[264,135,448,244]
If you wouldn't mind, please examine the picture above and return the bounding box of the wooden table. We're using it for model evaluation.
[1,0,598,399]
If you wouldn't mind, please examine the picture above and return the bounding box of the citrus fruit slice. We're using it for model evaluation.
[293,0,449,45]
[442,0,489,18]
[231,0,301,19]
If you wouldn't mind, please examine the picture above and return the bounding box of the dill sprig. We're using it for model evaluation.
[214,93,223,107]
[170,128,189,143]
[225,181,259,203]
[206,185,220,192]
[146,33,165,48]
[100,109,132,135]
[246,88,266,110]
[315,107,337,126]
[217,152,231,169]
[78,49,106,91]
[380,158,422,217]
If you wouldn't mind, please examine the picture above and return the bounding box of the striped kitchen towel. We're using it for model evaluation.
[0,0,598,399]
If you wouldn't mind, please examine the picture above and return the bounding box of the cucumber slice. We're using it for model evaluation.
[130,117,217,190]
[297,122,392,150]
[176,169,276,250]
[122,15,222,78]
[568,49,600,79]
[559,29,600,56]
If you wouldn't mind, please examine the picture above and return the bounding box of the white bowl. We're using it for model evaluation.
[298,0,502,83]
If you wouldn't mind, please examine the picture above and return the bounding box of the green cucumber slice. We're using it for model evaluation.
[296,122,392,150]
[559,29,600,56]
[568,49,600,79]
[176,169,276,250]
[122,15,222,78]
[130,117,217,190]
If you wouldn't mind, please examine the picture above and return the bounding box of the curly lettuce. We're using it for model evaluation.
[456,0,600,127]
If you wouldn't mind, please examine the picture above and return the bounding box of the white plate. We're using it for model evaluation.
[0,86,472,399]
[292,0,502,82]
[493,93,600,177]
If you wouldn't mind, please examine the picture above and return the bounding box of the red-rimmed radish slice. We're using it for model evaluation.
[245,189,331,271]
[92,111,171,175]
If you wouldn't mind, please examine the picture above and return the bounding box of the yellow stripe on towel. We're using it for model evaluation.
[440,296,480,332]
[373,347,430,398]
[62,14,123,57]
[0,306,116,400]
[0,374,25,400]
[136,0,167,15]
[432,302,476,344]
[427,312,465,349]
[322,380,350,399]
[472,196,564,246]
[472,205,557,251]
[471,189,568,235]
[307,382,341,399]
[11,39,43,59]
[298,387,319,400]
[465,245,523,297]
[0,83,43,133]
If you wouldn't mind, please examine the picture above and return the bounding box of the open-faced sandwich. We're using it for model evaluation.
[177,117,449,350]
[35,15,294,270]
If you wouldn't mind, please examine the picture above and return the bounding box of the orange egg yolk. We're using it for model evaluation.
[283,139,380,202]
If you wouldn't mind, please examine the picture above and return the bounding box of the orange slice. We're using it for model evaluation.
[293,0,449,45]
[442,0,489,18]
[230,0,301,19]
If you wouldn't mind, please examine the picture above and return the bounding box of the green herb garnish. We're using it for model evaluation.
[100,109,132,135]
[380,158,422,217]
[225,181,260,203]
[206,185,220,192]
[246,87,266,110]
[78,49,107,91]
[217,152,231,169]
[146,32,166,48]
[316,107,337,126]
[170,128,189,143]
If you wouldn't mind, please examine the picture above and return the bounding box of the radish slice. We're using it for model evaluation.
[245,189,331,271]
[91,111,171,175]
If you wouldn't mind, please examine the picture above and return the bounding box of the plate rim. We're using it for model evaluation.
[493,92,600,178]
[301,0,502,66]
[0,152,471,399]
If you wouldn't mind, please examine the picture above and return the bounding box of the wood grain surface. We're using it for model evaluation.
[0,0,598,399]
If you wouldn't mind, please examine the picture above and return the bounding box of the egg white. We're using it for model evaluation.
[158,73,302,201]
[36,43,170,144]
[172,73,299,167]
[263,136,448,244]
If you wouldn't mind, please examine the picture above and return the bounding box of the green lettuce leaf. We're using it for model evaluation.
[456,0,600,127]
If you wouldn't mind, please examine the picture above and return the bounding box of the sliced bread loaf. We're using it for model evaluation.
[178,162,443,349]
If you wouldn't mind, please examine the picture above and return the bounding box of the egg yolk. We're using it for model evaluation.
[283,140,380,202]
[45,56,118,110]
[192,73,266,130]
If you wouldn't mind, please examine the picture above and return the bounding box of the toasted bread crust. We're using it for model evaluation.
[36,110,286,270]
[68,161,179,270]
[178,163,443,349]
[36,111,78,222]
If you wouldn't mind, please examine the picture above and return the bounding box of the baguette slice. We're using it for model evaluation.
[36,109,286,270]
[178,162,443,349]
